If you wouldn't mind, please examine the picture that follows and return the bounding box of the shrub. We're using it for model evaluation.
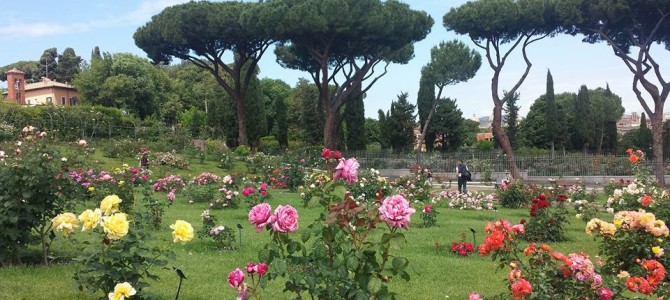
[62,201,175,299]
[198,210,236,250]
[0,129,70,265]
[101,138,145,159]
[0,122,16,141]
[522,194,569,242]
[153,151,189,169]
[235,145,251,157]
[437,190,495,210]
[420,204,438,228]
[497,180,529,208]
[258,136,280,154]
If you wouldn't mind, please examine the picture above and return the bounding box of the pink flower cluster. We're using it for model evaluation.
[567,253,602,285]
[219,187,239,200]
[153,175,186,193]
[242,183,269,197]
[334,157,360,185]
[248,203,299,233]
[378,195,416,229]
[191,172,221,185]
[321,148,342,160]
[228,262,269,300]
[69,169,117,187]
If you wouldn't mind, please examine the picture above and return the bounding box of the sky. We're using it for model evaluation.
[1,0,669,120]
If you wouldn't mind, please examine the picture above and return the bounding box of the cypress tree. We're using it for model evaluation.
[417,70,436,151]
[545,70,557,155]
[503,91,520,149]
[344,85,366,150]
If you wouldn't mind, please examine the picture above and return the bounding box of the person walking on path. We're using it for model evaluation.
[456,160,469,194]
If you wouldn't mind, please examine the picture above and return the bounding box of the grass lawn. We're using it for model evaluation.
[0,189,604,299]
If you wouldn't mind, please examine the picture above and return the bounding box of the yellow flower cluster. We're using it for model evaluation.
[613,210,669,237]
[100,195,122,215]
[108,282,136,300]
[50,195,195,245]
[170,220,194,243]
[585,218,617,237]
[51,213,79,235]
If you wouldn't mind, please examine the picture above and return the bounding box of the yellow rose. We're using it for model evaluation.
[100,195,122,215]
[78,209,102,231]
[88,187,95,192]
[52,213,79,235]
[118,181,125,186]
[108,282,136,300]
[170,220,194,243]
[652,246,665,258]
[599,222,617,237]
[585,218,600,235]
[102,213,129,240]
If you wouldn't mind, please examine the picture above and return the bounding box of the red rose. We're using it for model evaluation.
[321,148,332,160]
[424,205,432,213]
[255,262,268,276]
[333,151,342,159]
[556,194,567,202]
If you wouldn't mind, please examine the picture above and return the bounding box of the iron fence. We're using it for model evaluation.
[344,150,670,177]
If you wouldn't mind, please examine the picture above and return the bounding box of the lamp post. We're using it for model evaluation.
[237,223,243,247]
[173,267,186,300]
[469,227,477,246]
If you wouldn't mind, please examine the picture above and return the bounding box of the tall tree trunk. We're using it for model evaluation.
[324,108,337,149]
[416,87,444,164]
[492,103,520,179]
[651,113,666,186]
[236,96,248,146]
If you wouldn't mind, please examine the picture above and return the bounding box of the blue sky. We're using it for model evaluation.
[1,0,669,119]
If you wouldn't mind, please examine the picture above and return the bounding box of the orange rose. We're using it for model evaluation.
[630,154,639,163]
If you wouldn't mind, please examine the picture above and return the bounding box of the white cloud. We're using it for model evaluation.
[0,0,188,38]
[122,0,190,24]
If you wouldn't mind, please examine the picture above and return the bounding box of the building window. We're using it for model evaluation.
[27,99,31,105]
[69,97,77,106]
[61,96,66,105]
[47,97,52,104]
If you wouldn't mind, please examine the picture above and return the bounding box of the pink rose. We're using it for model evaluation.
[597,287,613,300]
[242,187,254,197]
[271,205,299,233]
[333,158,359,185]
[167,190,176,202]
[379,195,416,229]
[469,292,483,300]
[228,268,245,288]
[260,190,267,197]
[260,182,268,190]
[255,262,268,276]
[245,263,256,274]
[236,284,248,300]
[248,203,272,232]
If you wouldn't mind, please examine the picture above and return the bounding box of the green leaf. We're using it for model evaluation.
[258,249,270,262]
[367,277,382,294]
[390,233,406,250]
[392,257,407,271]
[301,231,311,243]
[346,255,360,271]
[273,260,288,274]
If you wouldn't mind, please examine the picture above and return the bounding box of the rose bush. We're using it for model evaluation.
[251,151,416,299]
